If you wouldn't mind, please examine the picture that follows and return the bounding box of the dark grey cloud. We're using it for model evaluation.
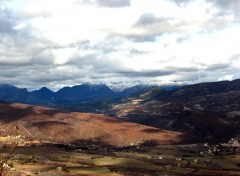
[205,63,231,71]
[96,0,130,8]
[0,9,16,34]
[207,0,240,10]
[88,70,173,80]
[0,63,86,90]
[0,55,237,90]
[135,13,162,27]
[0,8,70,89]
[86,65,205,81]
[210,0,240,18]
[168,0,194,6]
[229,54,240,61]
[174,73,201,82]
[0,53,54,66]
[128,49,148,57]
[129,8,235,43]
[116,70,174,78]
[96,66,201,79]
[66,53,201,80]
[67,53,127,74]
[173,68,222,83]
[171,67,199,73]
[169,0,239,9]
[0,8,49,47]
[71,36,126,55]
[185,62,237,83]
[0,5,59,72]
[128,35,157,43]
[127,13,179,42]
[135,13,172,28]
[176,35,191,43]
[29,73,76,83]
[80,0,130,8]
[170,0,240,17]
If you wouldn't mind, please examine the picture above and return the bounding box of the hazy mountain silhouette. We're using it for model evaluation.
[0,83,162,107]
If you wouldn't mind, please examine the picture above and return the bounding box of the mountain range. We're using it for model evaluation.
[0,83,168,107]
[1,79,240,143]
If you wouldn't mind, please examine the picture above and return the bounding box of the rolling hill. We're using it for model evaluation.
[0,101,193,147]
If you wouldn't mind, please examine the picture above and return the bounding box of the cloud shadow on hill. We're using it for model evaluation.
[0,102,62,123]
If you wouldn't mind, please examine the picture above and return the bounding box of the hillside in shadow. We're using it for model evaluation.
[0,102,196,147]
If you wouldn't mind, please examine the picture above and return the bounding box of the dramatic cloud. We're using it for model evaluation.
[0,0,240,90]
[207,0,240,15]
[168,0,195,6]
[80,0,130,8]
[95,0,130,8]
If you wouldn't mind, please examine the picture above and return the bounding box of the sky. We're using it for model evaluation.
[0,0,240,90]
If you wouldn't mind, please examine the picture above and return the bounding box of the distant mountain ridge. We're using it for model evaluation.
[0,82,171,107]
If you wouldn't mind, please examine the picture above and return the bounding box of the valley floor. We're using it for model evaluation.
[0,138,240,176]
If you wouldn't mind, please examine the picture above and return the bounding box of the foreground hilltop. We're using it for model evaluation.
[0,102,192,147]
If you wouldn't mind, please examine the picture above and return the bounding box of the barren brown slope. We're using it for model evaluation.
[109,95,236,142]
[0,102,194,146]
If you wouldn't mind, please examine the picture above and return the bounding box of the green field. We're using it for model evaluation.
[0,141,240,176]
